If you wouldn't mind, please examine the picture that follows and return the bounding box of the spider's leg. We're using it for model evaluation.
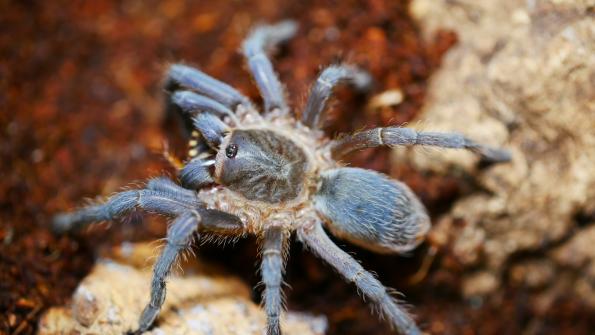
[302,65,371,128]
[165,64,252,110]
[53,180,197,233]
[146,177,198,198]
[191,112,228,149]
[137,209,243,332]
[171,90,240,125]
[242,21,297,114]
[178,158,214,189]
[330,127,511,163]
[298,222,421,335]
[260,226,288,335]
[137,212,198,332]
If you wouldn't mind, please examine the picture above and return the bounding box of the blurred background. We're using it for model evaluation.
[1,0,593,334]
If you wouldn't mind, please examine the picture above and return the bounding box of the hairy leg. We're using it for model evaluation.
[178,158,214,189]
[260,226,288,335]
[171,90,239,125]
[145,177,197,199]
[136,209,243,332]
[191,112,228,149]
[52,186,198,233]
[137,208,243,332]
[137,211,199,332]
[298,222,421,335]
[165,64,252,109]
[330,126,511,163]
[302,65,371,128]
[53,178,202,233]
[242,21,297,114]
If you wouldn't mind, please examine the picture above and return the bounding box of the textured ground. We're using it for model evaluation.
[405,0,595,333]
[38,243,326,335]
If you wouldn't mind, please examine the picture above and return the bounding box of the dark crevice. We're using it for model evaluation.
[501,211,595,285]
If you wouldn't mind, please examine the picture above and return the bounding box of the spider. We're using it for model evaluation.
[53,21,511,335]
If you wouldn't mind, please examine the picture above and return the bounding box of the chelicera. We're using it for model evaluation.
[54,21,510,335]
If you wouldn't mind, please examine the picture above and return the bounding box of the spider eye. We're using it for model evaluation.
[225,144,238,158]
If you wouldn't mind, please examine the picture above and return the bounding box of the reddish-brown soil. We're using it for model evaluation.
[2,1,592,335]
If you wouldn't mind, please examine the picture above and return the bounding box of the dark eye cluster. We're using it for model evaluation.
[226,144,238,158]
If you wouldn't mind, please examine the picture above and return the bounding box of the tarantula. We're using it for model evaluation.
[53,21,510,335]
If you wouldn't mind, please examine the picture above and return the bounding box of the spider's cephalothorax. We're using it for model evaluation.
[53,21,511,335]
[215,129,308,203]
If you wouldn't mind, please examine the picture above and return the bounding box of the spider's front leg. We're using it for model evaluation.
[260,226,289,335]
[171,90,239,125]
[165,64,252,110]
[52,177,198,233]
[137,209,243,333]
[164,63,248,140]
[298,222,421,335]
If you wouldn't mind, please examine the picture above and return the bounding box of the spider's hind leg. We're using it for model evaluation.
[302,65,371,128]
[330,126,511,163]
[259,226,289,335]
[298,222,421,335]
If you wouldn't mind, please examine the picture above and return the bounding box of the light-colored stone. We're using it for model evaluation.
[462,271,499,297]
[39,243,326,335]
[408,0,595,305]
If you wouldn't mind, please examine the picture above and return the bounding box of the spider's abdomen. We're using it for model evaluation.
[215,129,308,203]
[313,167,430,254]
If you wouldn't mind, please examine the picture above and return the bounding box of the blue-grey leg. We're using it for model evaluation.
[298,222,421,335]
[260,226,287,335]
[192,112,228,149]
[146,177,197,200]
[242,21,298,114]
[171,90,239,124]
[330,127,512,163]
[137,212,199,332]
[179,158,214,189]
[302,65,371,128]
[53,181,198,233]
[165,64,252,109]
[137,210,243,332]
